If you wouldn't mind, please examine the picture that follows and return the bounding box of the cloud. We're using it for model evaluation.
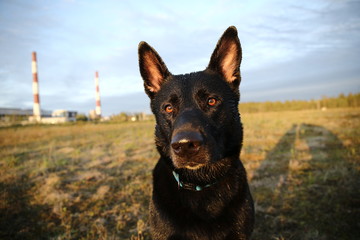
[241,44,360,102]
[241,0,360,70]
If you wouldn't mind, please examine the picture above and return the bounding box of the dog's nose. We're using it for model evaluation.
[171,131,203,157]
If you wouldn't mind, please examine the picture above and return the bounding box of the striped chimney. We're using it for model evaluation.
[95,71,102,117]
[32,52,41,120]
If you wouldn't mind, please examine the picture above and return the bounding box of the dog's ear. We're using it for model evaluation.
[207,26,242,90]
[138,41,171,98]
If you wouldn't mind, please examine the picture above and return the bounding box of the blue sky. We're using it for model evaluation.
[1,0,359,116]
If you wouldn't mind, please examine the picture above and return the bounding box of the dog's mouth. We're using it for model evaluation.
[171,153,208,169]
[184,162,205,170]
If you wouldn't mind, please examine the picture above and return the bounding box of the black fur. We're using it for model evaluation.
[138,26,254,240]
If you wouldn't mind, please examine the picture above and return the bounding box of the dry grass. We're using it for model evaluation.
[0,108,359,239]
[242,109,360,240]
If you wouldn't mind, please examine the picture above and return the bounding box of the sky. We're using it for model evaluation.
[1,0,359,116]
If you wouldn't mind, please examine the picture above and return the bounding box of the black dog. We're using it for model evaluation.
[138,26,254,240]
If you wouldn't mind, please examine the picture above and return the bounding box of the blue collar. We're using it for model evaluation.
[172,171,217,191]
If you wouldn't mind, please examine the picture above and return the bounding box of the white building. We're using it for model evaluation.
[39,110,77,124]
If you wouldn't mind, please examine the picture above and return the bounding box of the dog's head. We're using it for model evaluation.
[138,26,243,170]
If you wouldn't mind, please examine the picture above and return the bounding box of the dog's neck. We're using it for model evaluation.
[172,171,218,191]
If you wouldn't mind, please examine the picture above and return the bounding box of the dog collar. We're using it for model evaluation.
[172,171,217,191]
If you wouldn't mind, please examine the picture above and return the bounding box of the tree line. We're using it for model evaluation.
[239,93,360,113]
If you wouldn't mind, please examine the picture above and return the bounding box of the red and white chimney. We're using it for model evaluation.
[95,71,102,117]
[32,52,41,121]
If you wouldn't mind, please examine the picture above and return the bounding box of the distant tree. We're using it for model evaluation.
[76,114,88,122]
[110,112,128,122]
[239,92,360,113]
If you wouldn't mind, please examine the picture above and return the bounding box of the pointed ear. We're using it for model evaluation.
[138,41,171,98]
[207,26,242,89]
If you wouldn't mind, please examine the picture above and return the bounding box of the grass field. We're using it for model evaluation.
[1,108,359,239]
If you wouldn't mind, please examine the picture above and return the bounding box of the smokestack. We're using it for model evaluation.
[32,52,41,121]
[95,71,102,117]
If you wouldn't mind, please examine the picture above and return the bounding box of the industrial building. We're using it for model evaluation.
[39,110,77,124]
[1,52,102,125]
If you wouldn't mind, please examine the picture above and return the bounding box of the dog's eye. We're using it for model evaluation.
[207,98,218,106]
[165,105,173,113]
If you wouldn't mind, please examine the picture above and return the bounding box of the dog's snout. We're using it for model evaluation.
[171,131,203,157]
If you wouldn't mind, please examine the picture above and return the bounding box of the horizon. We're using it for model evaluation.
[1,0,359,116]
[1,92,356,117]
